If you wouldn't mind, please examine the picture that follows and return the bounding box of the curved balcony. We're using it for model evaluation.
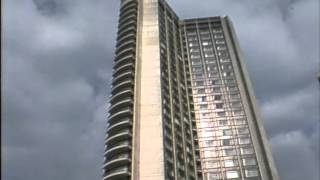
[113,62,134,77]
[116,39,135,54]
[109,99,133,114]
[115,46,135,60]
[117,27,136,40]
[104,141,131,157]
[120,0,137,12]
[110,88,133,103]
[104,159,131,173]
[119,7,137,21]
[107,119,132,135]
[112,71,134,86]
[117,21,136,34]
[103,166,130,180]
[118,20,137,34]
[114,55,134,71]
[111,79,133,95]
[108,107,132,123]
[118,14,137,28]
[104,153,130,164]
[119,10,136,23]
[115,45,135,60]
[116,32,136,46]
[105,129,132,145]
[120,5,137,17]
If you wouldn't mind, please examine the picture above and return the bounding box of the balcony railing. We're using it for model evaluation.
[103,166,130,180]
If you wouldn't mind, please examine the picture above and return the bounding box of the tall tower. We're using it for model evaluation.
[103,1,279,180]
[104,0,200,179]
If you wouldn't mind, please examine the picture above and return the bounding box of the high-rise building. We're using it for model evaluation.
[103,0,279,180]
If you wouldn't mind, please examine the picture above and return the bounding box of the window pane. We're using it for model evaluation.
[226,171,239,179]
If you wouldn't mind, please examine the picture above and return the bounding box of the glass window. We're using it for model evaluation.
[205,57,216,63]
[193,73,203,79]
[220,58,230,63]
[200,104,208,110]
[203,47,213,51]
[190,48,199,52]
[218,119,228,126]
[212,28,222,33]
[241,147,254,155]
[208,72,218,78]
[223,129,233,136]
[203,150,217,157]
[239,137,251,145]
[192,66,203,72]
[201,34,210,40]
[204,53,214,58]
[194,81,204,86]
[188,36,197,41]
[187,31,197,36]
[204,140,214,146]
[216,40,225,44]
[191,54,201,59]
[230,101,241,108]
[197,88,205,94]
[226,85,238,92]
[216,103,224,109]
[223,71,233,77]
[217,111,226,117]
[224,159,237,167]
[225,79,236,84]
[242,158,256,166]
[212,87,221,93]
[214,95,222,100]
[237,127,249,134]
[200,30,209,34]
[235,118,247,125]
[207,172,220,179]
[224,148,236,156]
[221,63,232,70]
[230,93,240,99]
[189,42,199,47]
[207,65,217,71]
[222,139,233,146]
[214,34,224,39]
[233,109,244,116]
[201,113,210,118]
[210,79,220,85]
[192,59,201,65]
[217,45,227,50]
[202,41,211,46]
[226,171,239,179]
[245,169,259,177]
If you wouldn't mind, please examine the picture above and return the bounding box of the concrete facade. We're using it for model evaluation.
[103,1,279,180]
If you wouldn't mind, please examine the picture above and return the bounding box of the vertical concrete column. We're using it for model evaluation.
[135,0,165,179]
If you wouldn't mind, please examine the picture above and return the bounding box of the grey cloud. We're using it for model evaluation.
[3,0,319,180]
[271,131,320,180]
[32,0,67,16]
[3,0,119,180]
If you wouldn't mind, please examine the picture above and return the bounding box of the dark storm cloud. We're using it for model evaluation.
[3,0,319,180]
[3,0,119,180]
[33,0,66,16]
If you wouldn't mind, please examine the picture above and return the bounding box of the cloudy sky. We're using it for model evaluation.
[3,0,319,180]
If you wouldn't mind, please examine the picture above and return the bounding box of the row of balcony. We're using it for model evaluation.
[103,1,137,178]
